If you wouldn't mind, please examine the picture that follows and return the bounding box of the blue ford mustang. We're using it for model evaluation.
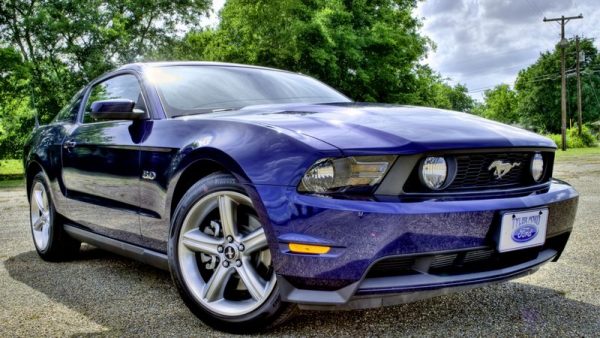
[24,62,578,332]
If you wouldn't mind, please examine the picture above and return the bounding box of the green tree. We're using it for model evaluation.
[0,0,211,123]
[478,84,518,124]
[166,0,431,104]
[0,47,34,159]
[515,37,600,133]
[0,0,211,158]
[404,65,474,112]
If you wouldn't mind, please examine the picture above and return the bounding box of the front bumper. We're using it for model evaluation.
[249,180,578,307]
[278,247,558,310]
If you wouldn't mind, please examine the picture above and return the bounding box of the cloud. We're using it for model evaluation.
[417,0,598,100]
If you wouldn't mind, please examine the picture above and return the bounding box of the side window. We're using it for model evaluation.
[83,74,146,123]
[54,91,84,123]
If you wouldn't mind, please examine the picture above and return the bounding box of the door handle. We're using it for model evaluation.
[63,140,77,149]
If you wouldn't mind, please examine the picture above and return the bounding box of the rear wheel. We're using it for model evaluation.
[169,173,295,333]
[29,172,80,261]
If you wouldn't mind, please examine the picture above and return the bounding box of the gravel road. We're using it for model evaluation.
[1,155,599,337]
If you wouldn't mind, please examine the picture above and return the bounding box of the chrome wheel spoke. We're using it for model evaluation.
[236,258,268,301]
[182,229,222,255]
[203,265,233,302]
[32,216,45,231]
[34,190,46,213]
[41,222,50,247]
[218,195,237,238]
[241,228,268,254]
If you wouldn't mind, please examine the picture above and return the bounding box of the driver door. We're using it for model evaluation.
[61,73,147,245]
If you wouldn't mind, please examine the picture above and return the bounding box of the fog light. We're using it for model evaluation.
[420,157,448,190]
[531,152,544,182]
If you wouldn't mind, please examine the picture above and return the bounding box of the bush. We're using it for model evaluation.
[546,125,598,148]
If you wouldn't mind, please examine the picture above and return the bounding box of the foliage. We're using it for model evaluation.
[407,65,474,112]
[514,37,600,133]
[0,47,35,159]
[161,0,472,111]
[545,125,598,149]
[0,0,211,158]
[166,0,448,103]
[476,84,518,124]
[215,0,428,103]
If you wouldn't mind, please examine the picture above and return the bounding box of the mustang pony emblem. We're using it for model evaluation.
[488,160,521,179]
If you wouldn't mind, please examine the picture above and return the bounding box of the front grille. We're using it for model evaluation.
[448,152,533,191]
[403,151,553,193]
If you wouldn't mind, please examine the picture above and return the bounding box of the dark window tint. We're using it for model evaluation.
[54,91,84,123]
[83,74,145,123]
[148,66,350,117]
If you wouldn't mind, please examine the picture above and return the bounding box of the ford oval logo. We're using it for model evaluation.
[512,225,538,243]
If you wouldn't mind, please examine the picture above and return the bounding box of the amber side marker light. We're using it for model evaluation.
[288,243,331,254]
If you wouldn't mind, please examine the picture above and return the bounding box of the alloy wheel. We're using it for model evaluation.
[30,181,51,251]
[177,191,276,317]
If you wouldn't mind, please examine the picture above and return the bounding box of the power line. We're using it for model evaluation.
[469,67,600,94]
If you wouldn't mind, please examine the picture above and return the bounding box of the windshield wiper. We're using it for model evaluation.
[171,107,243,118]
[211,108,238,113]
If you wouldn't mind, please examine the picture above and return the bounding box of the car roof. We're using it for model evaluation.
[117,61,295,74]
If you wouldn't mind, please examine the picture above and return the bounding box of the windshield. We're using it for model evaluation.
[147,65,351,117]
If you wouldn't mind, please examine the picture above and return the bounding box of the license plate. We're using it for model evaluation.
[498,208,548,253]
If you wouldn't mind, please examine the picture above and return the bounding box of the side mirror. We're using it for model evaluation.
[90,99,147,120]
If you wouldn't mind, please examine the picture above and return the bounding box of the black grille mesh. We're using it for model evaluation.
[448,152,532,191]
[365,233,569,279]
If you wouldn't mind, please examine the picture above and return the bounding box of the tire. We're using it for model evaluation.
[29,172,80,261]
[168,172,295,333]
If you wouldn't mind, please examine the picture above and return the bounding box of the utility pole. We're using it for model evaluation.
[543,14,583,151]
[576,36,583,135]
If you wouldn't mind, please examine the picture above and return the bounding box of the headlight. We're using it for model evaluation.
[419,157,448,190]
[298,156,396,193]
[531,152,544,182]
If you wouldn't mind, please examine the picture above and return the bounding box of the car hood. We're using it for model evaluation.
[196,103,556,153]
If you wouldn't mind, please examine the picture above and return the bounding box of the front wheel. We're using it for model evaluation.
[168,173,295,333]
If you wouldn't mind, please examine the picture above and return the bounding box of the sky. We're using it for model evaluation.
[417,0,599,100]
[204,0,599,101]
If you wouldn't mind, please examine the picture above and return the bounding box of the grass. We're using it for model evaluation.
[0,159,23,176]
[0,159,24,183]
[0,179,24,189]
[554,145,600,160]
[0,159,24,189]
